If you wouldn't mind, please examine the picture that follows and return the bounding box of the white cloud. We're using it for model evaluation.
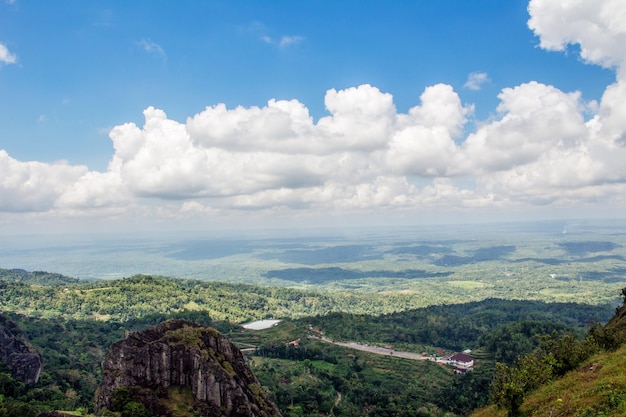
[259,33,304,48]
[0,43,17,64]
[462,81,587,172]
[3,0,626,226]
[94,9,113,27]
[279,35,304,48]
[55,169,130,209]
[0,150,88,212]
[387,84,471,176]
[136,39,166,60]
[464,72,490,90]
[528,0,626,72]
[3,69,626,221]
[78,70,626,216]
[187,84,395,155]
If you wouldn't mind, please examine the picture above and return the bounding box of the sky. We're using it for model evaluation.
[1,0,625,235]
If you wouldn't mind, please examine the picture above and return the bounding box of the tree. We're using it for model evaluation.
[490,363,525,417]
[122,401,150,417]
[491,353,553,417]
[0,394,7,417]
[537,332,598,375]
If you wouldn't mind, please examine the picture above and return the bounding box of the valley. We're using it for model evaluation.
[2,220,626,309]
[1,220,626,416]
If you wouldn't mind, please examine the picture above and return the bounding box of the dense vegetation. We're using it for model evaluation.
[0,273,479,323]
[244,300,611,416]
[1,267,618,325]
[0,267,623,417]
[477,342,626,417]
[471,289,626,417]
[0,268,80,286]
[303,299,611,352]
[1,297,609,416]
[253,342,455,417]
[0,310,228,417]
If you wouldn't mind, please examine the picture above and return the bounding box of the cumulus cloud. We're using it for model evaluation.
[464,72,490,90]
[0,151,88,212]
[387,84,471,176]
[462,81,588,172]
[187,84,395,155]
[0,43,17,64]
[55,169,130,209]
[528,0,626,72]
[3,0,626,224]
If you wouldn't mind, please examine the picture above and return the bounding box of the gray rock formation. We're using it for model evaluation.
[0,313,42,384]
[94,319,282,417]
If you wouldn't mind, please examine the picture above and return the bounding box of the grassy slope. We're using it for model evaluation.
[471,343,626,417]
[471,297,626,417]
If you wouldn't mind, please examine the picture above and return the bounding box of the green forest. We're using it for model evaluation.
[1,266,622,417]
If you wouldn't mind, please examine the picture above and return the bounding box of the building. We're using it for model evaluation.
[448,353,474,372]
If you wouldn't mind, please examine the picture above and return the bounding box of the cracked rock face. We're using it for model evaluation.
[0,313,42,384]
[94,319,282,417]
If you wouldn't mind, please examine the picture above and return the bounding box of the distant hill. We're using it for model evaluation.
[0,272,617,327]
[0,268,80,286]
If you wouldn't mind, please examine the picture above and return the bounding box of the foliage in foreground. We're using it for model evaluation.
[477,289,626,417]
[472,342,626,417]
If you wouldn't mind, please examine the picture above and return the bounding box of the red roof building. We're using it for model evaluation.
[448,353,474,370]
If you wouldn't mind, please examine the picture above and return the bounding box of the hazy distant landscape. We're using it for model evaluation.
[2,219,625,308]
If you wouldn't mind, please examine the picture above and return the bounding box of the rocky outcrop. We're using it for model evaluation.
[95,319,282,417]
[0,313,42,384]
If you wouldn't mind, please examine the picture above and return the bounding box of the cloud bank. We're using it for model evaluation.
[2,0,626,227]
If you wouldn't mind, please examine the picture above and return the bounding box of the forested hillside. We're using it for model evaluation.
[303,299,610,352]
[472,290,626,417]
[1,272,477,322]
[0,268,80,286]
[0,269,623,416]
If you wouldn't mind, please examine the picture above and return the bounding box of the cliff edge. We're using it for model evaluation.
[0,313,42,384]
[94,319,282,417]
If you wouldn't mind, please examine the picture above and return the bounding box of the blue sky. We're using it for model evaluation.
[1,0,625,234]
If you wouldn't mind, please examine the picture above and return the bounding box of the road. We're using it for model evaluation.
[314,336,430,361]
